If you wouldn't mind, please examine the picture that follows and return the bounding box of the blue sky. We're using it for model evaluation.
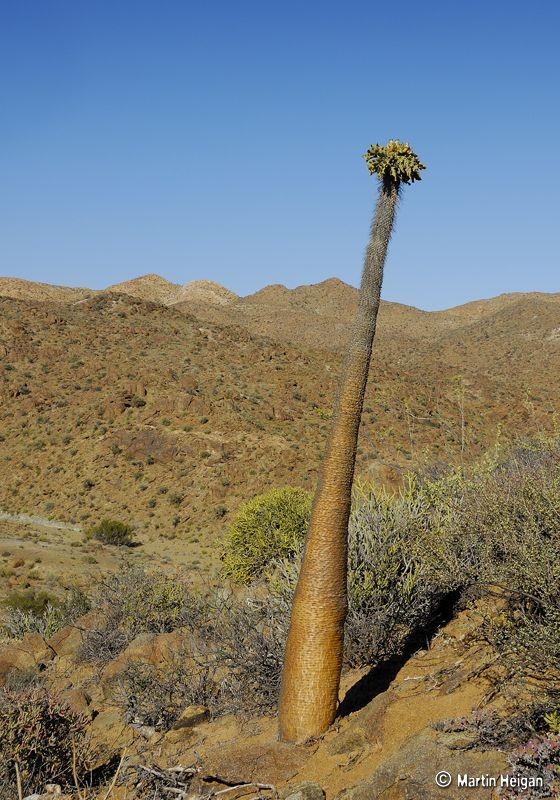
[1,1,559,310]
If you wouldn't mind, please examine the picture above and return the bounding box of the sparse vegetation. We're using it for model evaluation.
[0,686,92,797]
[85,518,135,547]
[2,587,90,640]
[3,588,59,616]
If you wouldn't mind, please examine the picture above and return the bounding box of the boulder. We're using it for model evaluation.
[202,740,310,786]
[0,631,55,685]
[47,611,104,658]
[281,782,325,800]
[180,374,199,393]
[335,729,507,800]
[328,690,394,756]
[101,629,189,687]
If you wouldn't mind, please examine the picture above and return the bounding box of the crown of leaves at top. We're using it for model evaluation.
[363,140,426,185]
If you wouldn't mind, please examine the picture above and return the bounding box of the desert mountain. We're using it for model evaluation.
[1,275,560,570]
[0,277,92,303]
[106,273,181,305]
[174,279,239,306]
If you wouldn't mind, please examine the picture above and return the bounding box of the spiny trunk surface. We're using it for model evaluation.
[278,182,399,742]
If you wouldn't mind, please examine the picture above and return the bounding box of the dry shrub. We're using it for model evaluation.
[110,589,290,726]
[78,566,202,664]
[0,686,92,798]
[2,587,90,641]
[501,735,560,799]
[427,438,560,702]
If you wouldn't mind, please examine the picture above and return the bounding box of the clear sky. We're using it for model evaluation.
[1,1,559,310]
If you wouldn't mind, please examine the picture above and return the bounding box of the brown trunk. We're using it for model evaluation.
[278,181,400,742]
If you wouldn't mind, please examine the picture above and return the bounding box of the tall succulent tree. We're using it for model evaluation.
[278,140,425,743]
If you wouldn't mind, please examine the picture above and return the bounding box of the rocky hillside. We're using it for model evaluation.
[1,276,560,583]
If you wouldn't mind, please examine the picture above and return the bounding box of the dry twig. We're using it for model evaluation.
[15,762,23,800]
[102,749,128,800]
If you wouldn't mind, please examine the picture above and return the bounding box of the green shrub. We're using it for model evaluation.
[221,486,312,584]
[168,492,184,506]
[0,687,92,796]
[3,589,59,616]
[85,518,135,546]
[2,587,91,640]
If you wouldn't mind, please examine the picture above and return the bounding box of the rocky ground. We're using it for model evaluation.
[0,601,508,799]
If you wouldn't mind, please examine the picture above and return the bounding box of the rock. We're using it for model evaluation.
[161,726,196,747]
[328,690,394,755]
[88,708,136,760]
[23,788,66,800]
[327,728,368,756]
[0,631,55,685]
[203,741,310,786]
[281,782,325,800]
[134,723,158,740]
[47,625,83,657]
[335,729,507,800]
[436,730,480,750]
[58,687,91,718]
[47,610,104,658]
[112,428,178,463]
[172,704,210,730]
[101,629,188,687]
[180,374,199,392]
[101,631,154,684]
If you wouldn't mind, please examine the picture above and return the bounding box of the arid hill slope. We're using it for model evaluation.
[106,274,181,305]
[1,275,559,572]
[0,277,92,303]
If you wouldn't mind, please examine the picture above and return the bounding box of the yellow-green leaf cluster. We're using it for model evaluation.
[363,139,426,185]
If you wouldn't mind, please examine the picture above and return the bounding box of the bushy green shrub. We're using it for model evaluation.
[3,589,59,616]
[0,687,92,796]
[221,486,312,583]
[2,588,90,640]
[85,518,135,546]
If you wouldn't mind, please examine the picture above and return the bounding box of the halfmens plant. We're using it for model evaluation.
[278,140,425,742]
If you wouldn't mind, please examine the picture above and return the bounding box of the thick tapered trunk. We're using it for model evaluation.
[278,181,400,743]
